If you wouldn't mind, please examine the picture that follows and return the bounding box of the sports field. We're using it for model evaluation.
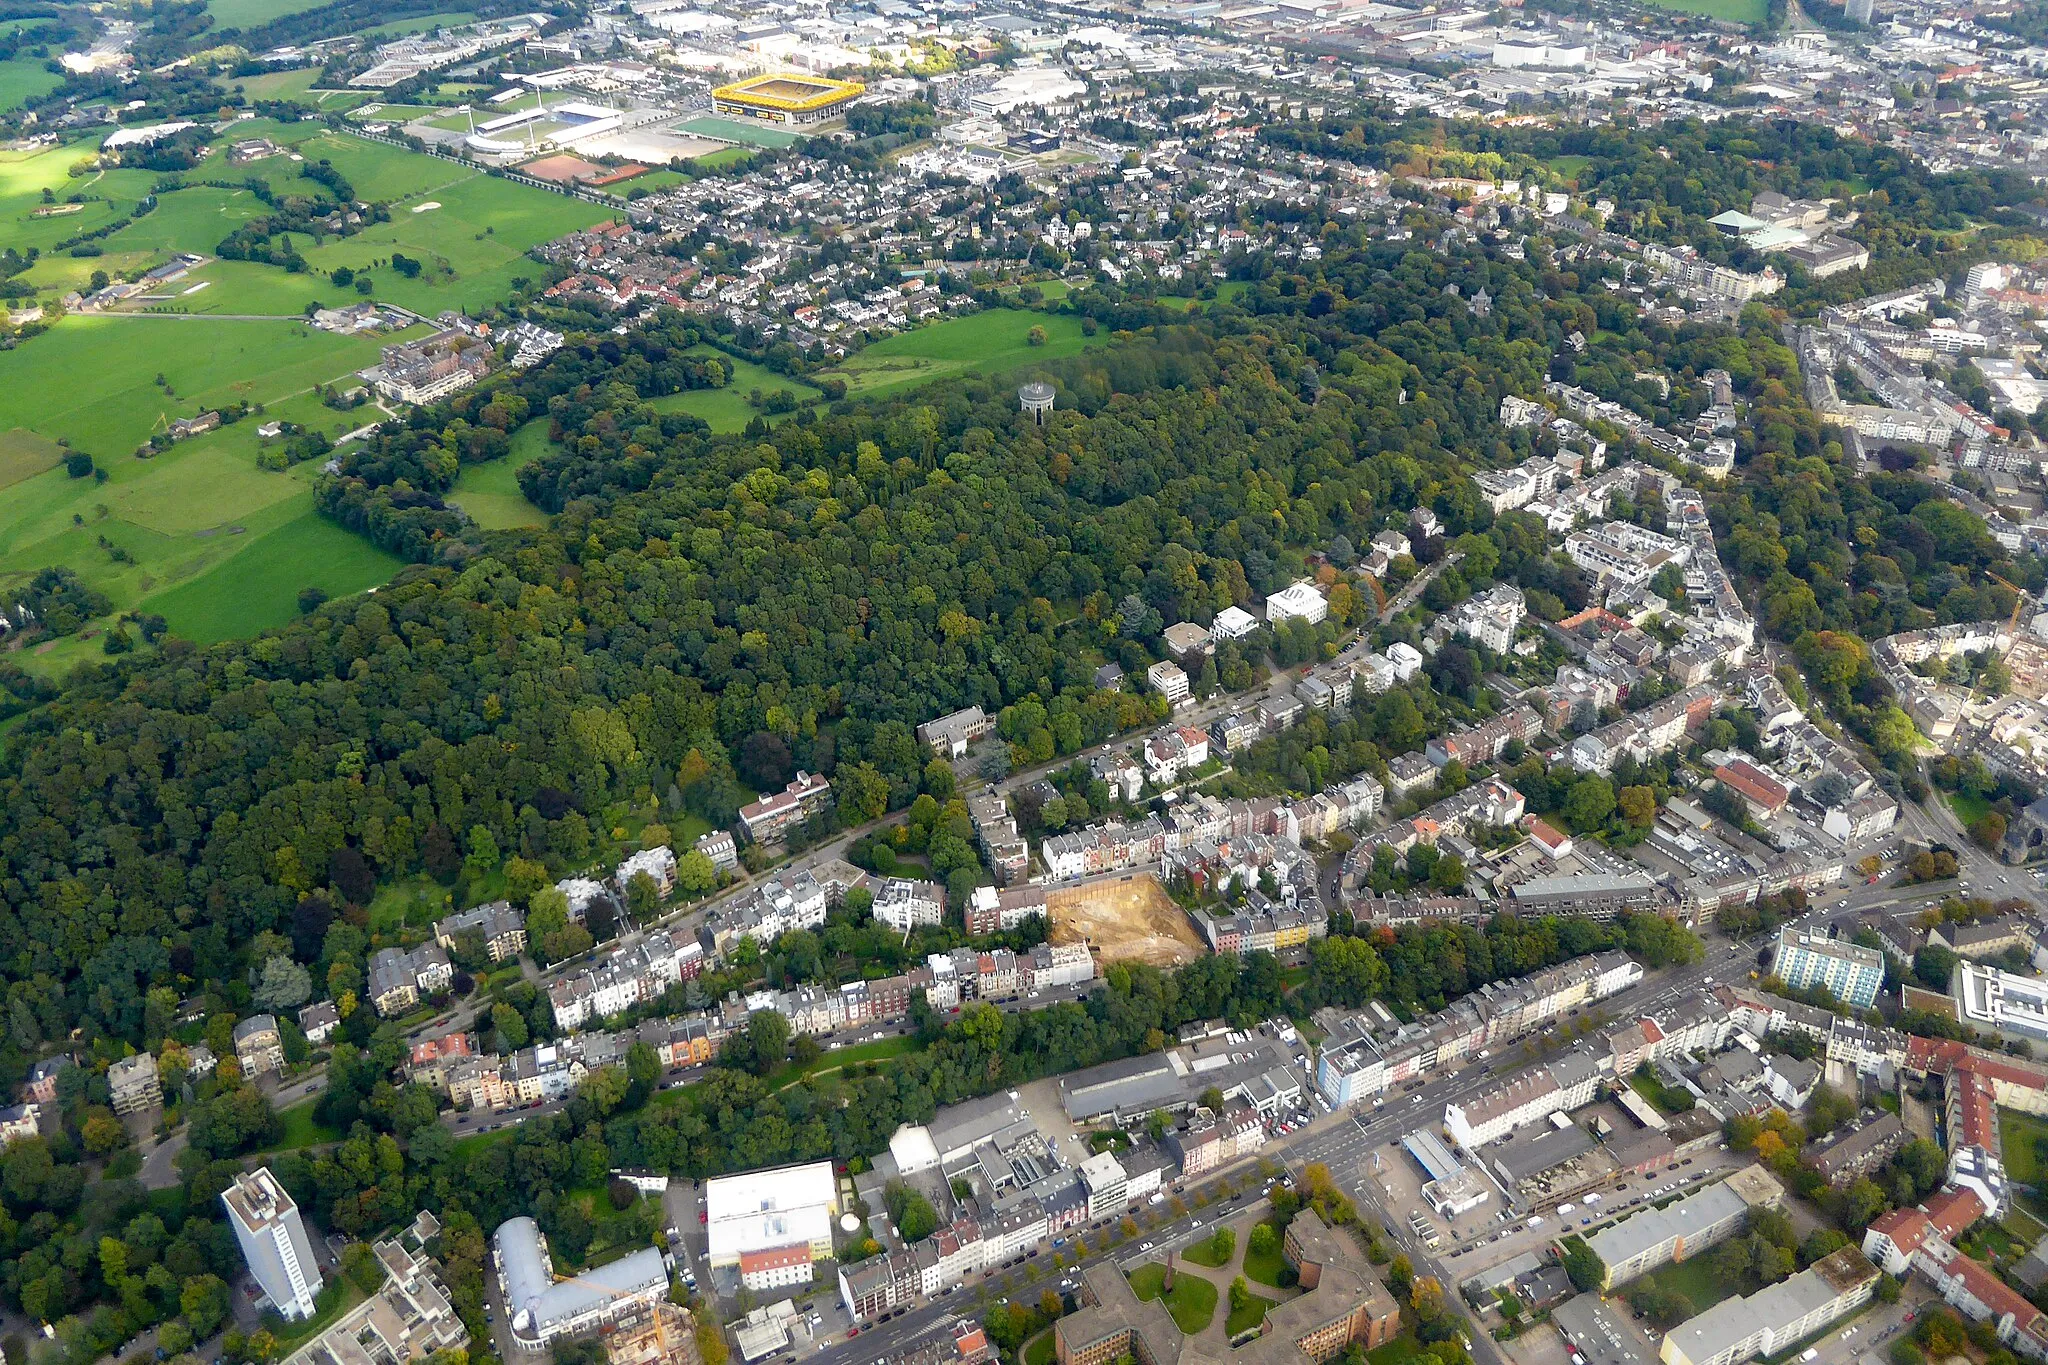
[820,309,1104,398]
[0,54,62,112]
[647,347,822,432]
[448,421,550,529]
[676,116,800,149]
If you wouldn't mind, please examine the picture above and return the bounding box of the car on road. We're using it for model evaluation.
[846,1331,859,1340]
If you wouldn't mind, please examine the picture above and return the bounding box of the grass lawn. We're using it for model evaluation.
[0,54,62,112]
[2002,1107,2048,1187]
[268,1096,343,1151]
[367,875,454,934]
[218,68,326,102]
[1023,1331,1057,1365]
[0,315,407,664]
[1368,1338,1427,1365]
[1128,1263,1217,1335]
[142,503,405,643]
[1546,154,1595,182]
[1947,790,1993,828]
[1641,0,1766,20]
[1243,1223,1290,1288]
[648,348,822,433]
[822,308,1103,399]
[763,1034,916,1089]
[449,420,551,529]
[1181,1231,1233,1268]
[362,11,477,38]
[1633,1255,1731,1318]
[451,1125,517,1159]
[268,1279,370,1351]
[1225,1291,1276,1336]
[676,116,800,149]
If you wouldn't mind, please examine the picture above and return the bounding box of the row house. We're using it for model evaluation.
[1287,774,1385,843]
[548,930,706,1031]
[1425,705,1543,770]
[1142,725,1212,783]
[873,878,946,933]
[1165,1107,1268,1178]
[838,1251,920,1321]
[1566,684,1719,774]
[1040,817,1166,881]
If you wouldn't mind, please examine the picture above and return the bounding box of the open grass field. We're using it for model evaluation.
[362,11,476,38]
[268,1097,344,1150]
[677,116,800,149]
[449,420,550,529]
[0,314,392,456]
[1367,1338,1427,1365]
[1023,1332,1057,1365]
[206,0,333,27]
[821,308,1103,398]
[1546,154,1595,183]
[299,163,610,313]
[0,54,61,111]
[0,428,63,490]
[1642,0,1767,20]
[368,875,454,934]
[1948,790,1993,829]
[692,146,753,169]
[0,318,405,661]
[1129,1264,1217,1334]
[217,67,326,102]
[648,347,823,432]
[144,503,404,642]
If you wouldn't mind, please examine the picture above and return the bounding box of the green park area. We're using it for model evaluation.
[1225,1284,1276,1336]
[1242,1222,1291,1287]
[1629,1254,1732,1322]
[649,347,823,432]
[1129,1263,1218,1334]
[448,420,551,529]
[2001,1107,2048,1188]
[819,308,1104,398]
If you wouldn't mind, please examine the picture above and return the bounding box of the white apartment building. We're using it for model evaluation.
[224,1168,325,1321]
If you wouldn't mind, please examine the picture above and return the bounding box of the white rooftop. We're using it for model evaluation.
[705,1160,836,1260]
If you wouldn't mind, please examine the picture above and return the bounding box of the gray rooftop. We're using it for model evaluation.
[1586,1178,1747,1271]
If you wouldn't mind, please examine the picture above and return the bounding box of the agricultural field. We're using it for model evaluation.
[297,164,611,313]
[361,11,477,38]
[216,67,327,102]
[0,53,61,112]
[0,316,407,662]
[820,307,1104,398]
[205,0,333,28]
[648,347,822,432]
[447,420,550,529]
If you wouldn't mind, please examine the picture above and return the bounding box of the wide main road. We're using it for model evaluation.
[802,935,1762,1365]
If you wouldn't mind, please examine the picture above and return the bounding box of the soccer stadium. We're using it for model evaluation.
[711,73,864,127]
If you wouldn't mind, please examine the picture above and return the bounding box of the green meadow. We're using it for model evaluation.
[1642,0,1768,21]
[0,54,62,112]
[820,308,1104,398]
[448,421,550,529]
[648,347,823,432]
[205,0,334,27]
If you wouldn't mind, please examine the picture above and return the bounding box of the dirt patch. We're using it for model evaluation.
[1047,873,1206,967]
